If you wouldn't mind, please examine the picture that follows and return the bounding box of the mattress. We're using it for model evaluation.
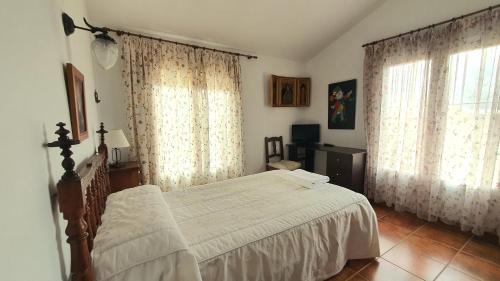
[163,170,380,281]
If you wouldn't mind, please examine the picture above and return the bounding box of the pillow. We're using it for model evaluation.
[92,185,202,281]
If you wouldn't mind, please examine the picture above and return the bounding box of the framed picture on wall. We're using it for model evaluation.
[65,63,88,141]
[276,77,297,106]
[328,79,356,129]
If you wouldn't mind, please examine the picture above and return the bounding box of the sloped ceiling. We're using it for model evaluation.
[86,0,382,61]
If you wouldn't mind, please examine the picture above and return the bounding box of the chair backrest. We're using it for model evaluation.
[265,136,284,163]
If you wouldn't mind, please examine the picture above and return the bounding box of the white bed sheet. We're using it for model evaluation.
[163,170,380,281]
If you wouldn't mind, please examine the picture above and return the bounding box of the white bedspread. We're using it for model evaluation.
[92,185,202,281]
[163,170,380,281]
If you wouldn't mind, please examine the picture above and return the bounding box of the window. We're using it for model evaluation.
[378,60,431,174]
[441,46,500,187]
[378,45,500,190]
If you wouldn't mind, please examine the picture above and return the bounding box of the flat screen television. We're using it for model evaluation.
[291,124,320,144]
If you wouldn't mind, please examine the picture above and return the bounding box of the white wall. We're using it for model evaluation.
[0,0,100,280]
[93,52,128,133]
[240,56,307,174]
[303,0,500,149]
[94,53,308,175]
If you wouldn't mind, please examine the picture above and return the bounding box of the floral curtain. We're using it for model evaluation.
[363,9,500,236]
[121,35,244,191]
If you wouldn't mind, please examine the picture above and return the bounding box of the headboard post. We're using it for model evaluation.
[96,122,111,197]
[48,123,93,281]
[96,122,108,160]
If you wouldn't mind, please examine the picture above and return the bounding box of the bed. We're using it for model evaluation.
[48,122,379,281]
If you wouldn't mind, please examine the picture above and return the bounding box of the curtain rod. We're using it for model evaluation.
[107,28,258,59]
[362,4,500,48]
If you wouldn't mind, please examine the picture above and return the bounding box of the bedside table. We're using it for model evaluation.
[109,161,141,193]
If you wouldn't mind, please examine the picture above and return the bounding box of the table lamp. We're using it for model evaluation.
[107,129,130,167]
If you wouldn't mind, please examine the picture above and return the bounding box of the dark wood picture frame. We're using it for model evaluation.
[65,63,89,141]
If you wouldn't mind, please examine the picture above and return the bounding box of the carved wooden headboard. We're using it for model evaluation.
[48,122,110,281]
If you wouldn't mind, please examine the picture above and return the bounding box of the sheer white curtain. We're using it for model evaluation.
[121,35,244,191]
[364,9,500,236]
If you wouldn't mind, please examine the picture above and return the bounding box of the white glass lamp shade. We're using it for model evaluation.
[91,38,119,70]
[107,130,130,149]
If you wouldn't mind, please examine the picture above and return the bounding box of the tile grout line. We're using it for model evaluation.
[357,216,428,280]
[379,216,427,254]
[378,206,476,252]
[378,222,428,280]
[340,204,500,281]
[378,210,478,280]
[344,272,369,281]
[380,258,425,280]
[343,262,372,281]
[375,205,500,280]
[431,234,474,281]
[460,238,500,268]
[409,229,467,251]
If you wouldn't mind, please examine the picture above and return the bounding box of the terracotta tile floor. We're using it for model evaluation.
[326,203,500,281]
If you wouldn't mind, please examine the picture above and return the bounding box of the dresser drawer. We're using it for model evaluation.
[328,152,352,170]
[330,169,349,186]
[288,144,366,194]
[327,153,352,187]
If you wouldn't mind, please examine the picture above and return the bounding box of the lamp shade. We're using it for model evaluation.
[107,129,130,149]
[91,38,119,70]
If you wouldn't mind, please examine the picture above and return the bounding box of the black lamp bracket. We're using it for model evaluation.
[62,13,116,44]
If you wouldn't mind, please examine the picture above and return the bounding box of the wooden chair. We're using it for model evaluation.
[265,136,301,171]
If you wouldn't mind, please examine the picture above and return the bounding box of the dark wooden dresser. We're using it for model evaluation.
[288,144,366,194]
[109,161,141,193]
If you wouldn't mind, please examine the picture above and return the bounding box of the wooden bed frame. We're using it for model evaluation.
[48,122,110,281]
[47,122,378,281]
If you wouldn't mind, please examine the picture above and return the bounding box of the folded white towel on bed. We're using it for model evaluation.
[283,169,330,189]
[291,169,330,183]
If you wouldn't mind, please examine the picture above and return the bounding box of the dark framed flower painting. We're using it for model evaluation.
[328,79,356,129]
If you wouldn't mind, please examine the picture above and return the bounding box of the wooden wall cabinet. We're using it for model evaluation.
[269,75,311,107]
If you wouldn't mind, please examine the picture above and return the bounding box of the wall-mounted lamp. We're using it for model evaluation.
[62,13,119,70]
